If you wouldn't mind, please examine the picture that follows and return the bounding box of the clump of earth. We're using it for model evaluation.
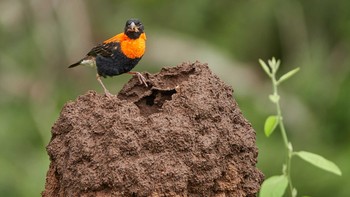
[42,62,264,197]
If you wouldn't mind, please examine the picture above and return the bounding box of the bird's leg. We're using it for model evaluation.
[128,71,148,87]
[96,74,113,98]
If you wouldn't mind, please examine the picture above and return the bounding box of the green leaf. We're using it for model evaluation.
[294,151,342,176]
[267,57,280,73]
[269,94,280,103]
[275,59,281,71]
[259,175,288,197]
[292,188,298,197]
[277,67,300,84]
[264,116,279,137]
[259,59,271,76]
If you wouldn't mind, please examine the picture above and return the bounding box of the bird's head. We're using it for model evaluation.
[124,19,144,39]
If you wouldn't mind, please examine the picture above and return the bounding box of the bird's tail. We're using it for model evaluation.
[68,61,81,68]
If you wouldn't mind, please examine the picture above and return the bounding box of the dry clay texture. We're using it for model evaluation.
[43,62,264,197]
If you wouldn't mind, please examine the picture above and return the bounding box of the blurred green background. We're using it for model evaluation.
[1,0,349,196]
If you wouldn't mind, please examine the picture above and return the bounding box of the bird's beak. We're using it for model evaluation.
[129,22,139,32]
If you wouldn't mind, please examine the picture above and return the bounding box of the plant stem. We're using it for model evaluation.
[271,72,295,196]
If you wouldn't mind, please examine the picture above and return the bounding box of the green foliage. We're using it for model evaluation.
[264,115,279,137]
[258,58,342,197]
[269,94,280,103]
[277,68,300,85]
[294,151,342,176]
[260,175,289,197]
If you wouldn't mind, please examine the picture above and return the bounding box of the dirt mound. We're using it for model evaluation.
[42,62,264,197]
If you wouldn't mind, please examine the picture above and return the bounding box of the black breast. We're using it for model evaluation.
[95,43,142,78]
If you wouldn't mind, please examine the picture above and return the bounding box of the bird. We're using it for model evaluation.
[68,18,147,97]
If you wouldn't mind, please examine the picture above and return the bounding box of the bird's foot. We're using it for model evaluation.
[128,71,148,87]
[104,90,114,98]
[96,74,114,98]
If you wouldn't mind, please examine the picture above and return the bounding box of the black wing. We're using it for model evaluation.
[68,42,119,68]
[87,42,119,58]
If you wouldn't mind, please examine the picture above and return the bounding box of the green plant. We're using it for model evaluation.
[258,58,342,197]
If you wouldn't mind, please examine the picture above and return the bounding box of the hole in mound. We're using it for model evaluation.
[135,89,176,116]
